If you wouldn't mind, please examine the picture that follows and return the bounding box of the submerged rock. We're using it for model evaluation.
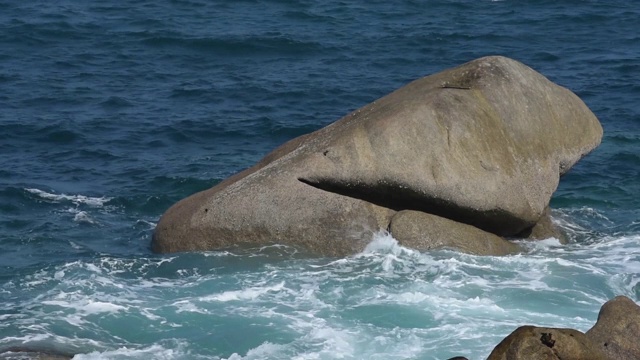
[153,56,602,256]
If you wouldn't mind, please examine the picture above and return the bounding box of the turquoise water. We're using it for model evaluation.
[1,1,639,359]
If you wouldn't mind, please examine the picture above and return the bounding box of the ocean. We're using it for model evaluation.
[0,1,639,359]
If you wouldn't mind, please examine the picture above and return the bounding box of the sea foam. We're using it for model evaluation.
[25,188,112,207]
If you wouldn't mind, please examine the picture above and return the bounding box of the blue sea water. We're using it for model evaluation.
[1,0,639,359]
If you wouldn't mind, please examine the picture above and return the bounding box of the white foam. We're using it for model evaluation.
[140,308,165,321]
[553,207,616,241]
[73,344,188,360]
[171,300,208,314]
[73,210,97,224]
[85,263,103,273]
[225,342,287,360]
[203,250,240,257]
[68,240,84,250]
[135,219,157,228]
[82,301,127,314]
[361,231,413,256]
[25,188,112,207]
[523,237,564,249]
[0,333,52,344]
[356,231,445,275]
[41,300,126,315]
[554,258,607,274]
[304,325,355,358]
[201,281,286,302]
[54,270,65,280]
[394,291,430,304]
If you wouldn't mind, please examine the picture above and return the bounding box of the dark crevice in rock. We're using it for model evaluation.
[297,176,530,236]
[541,332,556,348]
[515,225,534,238]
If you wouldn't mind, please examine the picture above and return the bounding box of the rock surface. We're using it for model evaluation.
[153,56,602,256]
[486,296,640,360]
[0,347,73,360]
[585,295,640,360]
[519,206,568,244]
[486,326,608,360]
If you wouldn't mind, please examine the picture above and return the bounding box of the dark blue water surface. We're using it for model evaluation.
[1,1,639,359]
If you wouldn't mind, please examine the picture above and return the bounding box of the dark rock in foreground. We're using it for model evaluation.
[0,347,73,360]
[486,326,607,360]
[153,56,602,256]
[486,295,640,360]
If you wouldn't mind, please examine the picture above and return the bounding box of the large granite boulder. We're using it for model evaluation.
[152,56,602,256]
[586,295,640,360]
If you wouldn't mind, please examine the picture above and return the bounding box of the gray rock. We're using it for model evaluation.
[153,56,602,255]
[586,295,640,360]
[486,326,608,360]
[389,210,521,255]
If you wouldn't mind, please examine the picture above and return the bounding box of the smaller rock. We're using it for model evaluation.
[389,210,521,256]
[0,347,73,360]
[518,206,568,244]
[486,326,607,360]
[586,295,640,360]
